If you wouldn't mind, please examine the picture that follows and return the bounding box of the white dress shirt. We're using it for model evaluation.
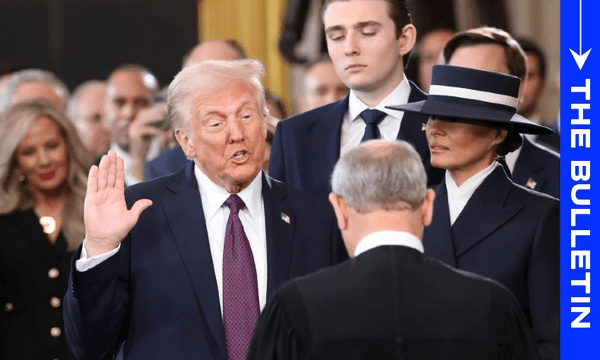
[110,143,142,186]
[77,165,269,315]
[340,76,411,156]
[354,230,424,258]
[445,162,499,225]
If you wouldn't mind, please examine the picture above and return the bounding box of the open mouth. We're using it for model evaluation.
[430,144,449,152]
[233,150,247,159]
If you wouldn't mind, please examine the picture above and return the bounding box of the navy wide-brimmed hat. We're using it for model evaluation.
[387,65,554,135]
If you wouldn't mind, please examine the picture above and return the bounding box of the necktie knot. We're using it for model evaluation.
[360,109,386,125]
[224,194,245,215]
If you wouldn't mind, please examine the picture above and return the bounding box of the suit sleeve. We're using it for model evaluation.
[269,121,287,183]
[63,238,131,360]
[528,199,560,360]
[498,292,542,360]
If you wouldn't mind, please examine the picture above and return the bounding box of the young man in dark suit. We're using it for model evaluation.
[389,65,559,360]
[249,140,540,360]
[269,0,444,199]
[63,59,346,360]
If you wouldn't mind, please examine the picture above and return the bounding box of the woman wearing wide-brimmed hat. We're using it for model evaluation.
[388,64,559,359]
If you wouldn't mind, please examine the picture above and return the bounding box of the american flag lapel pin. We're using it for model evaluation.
[281,212,291,224]
[525,178,537,190]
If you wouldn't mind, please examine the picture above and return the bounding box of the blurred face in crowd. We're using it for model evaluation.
[323,0,411,101]
[184,40,244,67]
[518,52,545,118]
[15,116,69,195]
[12,82,65,109]
[417,29,454,92]
[72,87,111,157]
[425,116,505,186]
[300,60,348,112]
[105,70,154,152]
[177,82,267,193]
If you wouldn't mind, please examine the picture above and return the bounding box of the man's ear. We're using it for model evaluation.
[421,189,435,226]
[328,193,348,230]
[398,24,417,57]
[174,129,196,159]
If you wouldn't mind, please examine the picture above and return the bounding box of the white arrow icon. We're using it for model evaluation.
[570,0,592,70]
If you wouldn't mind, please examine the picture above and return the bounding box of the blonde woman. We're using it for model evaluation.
[0,99,92,360]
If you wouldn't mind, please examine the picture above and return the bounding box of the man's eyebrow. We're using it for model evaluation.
[325,25,345,34]
[354,21,382,30]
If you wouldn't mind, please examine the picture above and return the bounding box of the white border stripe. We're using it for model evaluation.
[429,85,519,108]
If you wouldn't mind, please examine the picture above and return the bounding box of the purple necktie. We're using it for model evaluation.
[222,194,260,360]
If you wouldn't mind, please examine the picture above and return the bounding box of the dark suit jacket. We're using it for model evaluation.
[0,210,76,360]
[269,81,444,199]
[423,166,559,360]
[143,146,189,181]
[248,245,541,360]
[513,137,560,198]
[63,163,346,360]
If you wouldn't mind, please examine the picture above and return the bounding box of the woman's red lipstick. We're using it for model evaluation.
[39,171,55,181]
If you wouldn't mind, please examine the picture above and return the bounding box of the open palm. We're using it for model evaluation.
[84,150,152,257]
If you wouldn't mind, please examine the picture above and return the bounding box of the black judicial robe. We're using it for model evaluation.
[248,245,541,360]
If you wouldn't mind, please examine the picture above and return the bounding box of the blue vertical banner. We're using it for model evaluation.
[561,0,600,358]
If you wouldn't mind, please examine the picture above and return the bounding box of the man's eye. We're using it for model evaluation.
[362,31,376,36]
[113,99,126,107]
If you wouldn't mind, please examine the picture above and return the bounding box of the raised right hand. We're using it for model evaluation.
[83,150,153,257]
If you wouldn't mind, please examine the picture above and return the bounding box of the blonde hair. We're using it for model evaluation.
[0,99,92,251]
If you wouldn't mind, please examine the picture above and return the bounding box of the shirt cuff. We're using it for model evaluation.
[76,241,121,272]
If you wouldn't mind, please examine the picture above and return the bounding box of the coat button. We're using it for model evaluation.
[50,327,62,337]
[48,268,60,279]
[50,297,61,308]
[4,302,13,312]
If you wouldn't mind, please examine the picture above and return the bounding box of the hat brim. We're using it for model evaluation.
[387,100,554,135]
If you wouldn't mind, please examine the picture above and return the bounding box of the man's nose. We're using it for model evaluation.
[343,33,359,56]
[227,118,245,143]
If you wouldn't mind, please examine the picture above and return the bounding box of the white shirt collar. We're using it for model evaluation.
[194,165,263,221]
[354,230,424,257]
[445,161,499,225]
[348,75,411,123]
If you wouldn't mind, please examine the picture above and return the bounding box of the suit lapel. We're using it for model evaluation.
[162,164,227,359]
[512,137,546,192]
[262,175,296,298]
[423,179,457,267]
[451,167,524,257]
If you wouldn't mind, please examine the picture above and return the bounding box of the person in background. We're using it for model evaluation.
[103,64,162,186]
[415,28,454,92]
[249,140,540,360]
[67,80,111,159]
[144,39,249,181]
[269,0,445,200]
[297,56,348,113]
[0,99,92,360]
[389,64,559,360]
[0,69,70,113]
[0,62,31,93]
[263,89,288,174]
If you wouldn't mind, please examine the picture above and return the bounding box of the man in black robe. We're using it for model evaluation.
[248,140,540,360]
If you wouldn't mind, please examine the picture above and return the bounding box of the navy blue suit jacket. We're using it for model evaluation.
[423,166,559,360]
[269,81,444,198]
[144,146,189,181]
[513,137,560,199]
[63,163,346,360]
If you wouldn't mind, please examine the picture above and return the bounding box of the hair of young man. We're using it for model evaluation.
[330,140,427,213]
[443,27,527,79]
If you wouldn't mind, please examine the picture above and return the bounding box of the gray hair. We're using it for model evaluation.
[66,80,107,120]
[331,140,427,212]
[167,59,268,131]
[0,69,70,112]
